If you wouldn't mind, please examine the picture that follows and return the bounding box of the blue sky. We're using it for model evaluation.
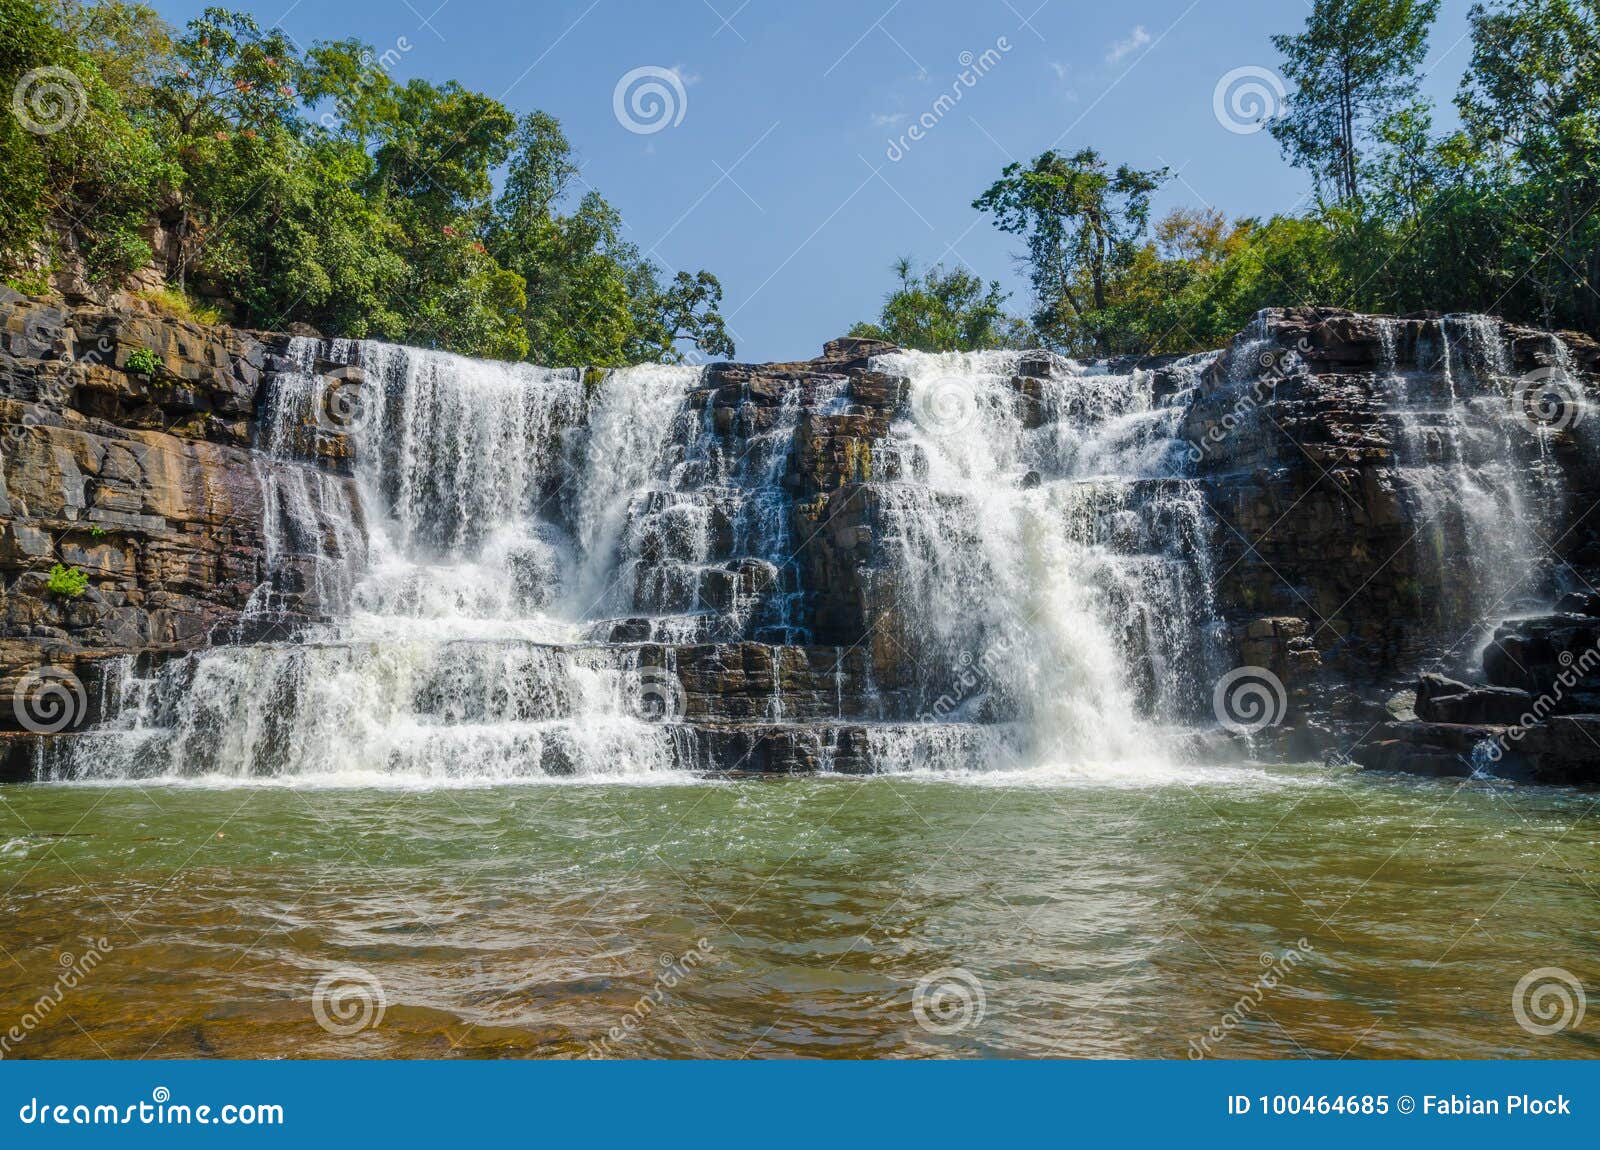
[152,0,1479,361]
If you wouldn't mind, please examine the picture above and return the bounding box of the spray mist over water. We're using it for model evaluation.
[61,343,707,783]
[868,350,1232,783]
[49,317,1567,788]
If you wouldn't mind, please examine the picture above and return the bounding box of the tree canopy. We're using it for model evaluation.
[848,258,1025,352]
[855,0,1600,357]
[0,0,733,365]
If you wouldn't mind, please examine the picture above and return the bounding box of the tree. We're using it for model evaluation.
[1269,0,1441,208]
[0,3,739,365]
[149,6,301,290]
[849,258,1024,351]
[0,0,69,270]
[636,269,735,362]
[55,0,171,106]
[0,0,175,286]
[490,115,734,365]
[973,148,1166,353]
[1455,0,1600,329]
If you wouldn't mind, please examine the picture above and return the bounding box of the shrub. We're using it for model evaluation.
[46,563,89,598]
[124,346,161,375]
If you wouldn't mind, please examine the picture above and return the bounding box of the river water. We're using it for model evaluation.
[2,768,1596,1059]
[4,326,1596,1058]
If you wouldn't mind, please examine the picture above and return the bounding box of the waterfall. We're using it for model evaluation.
[53,343,708,783]
[45,313,1571,785]
[868,350,1225,777]
[580,371,826,644]
[49,336,1238,784]
[574,363,703,615]
[1384,315,1574,643]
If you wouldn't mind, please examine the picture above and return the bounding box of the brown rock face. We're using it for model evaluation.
[1,295,360,725]
[1185,308,1600,755]
[7,297,1600,782]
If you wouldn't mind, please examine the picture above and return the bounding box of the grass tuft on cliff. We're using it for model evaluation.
[137,287,223,327]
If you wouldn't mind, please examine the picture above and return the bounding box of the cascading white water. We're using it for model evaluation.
[581,373,835,644]
[1380,315,1575,642]
[574,363,712,618]
[51,314,1574,787]
[59,343,708,783]
[866,350,1226,780]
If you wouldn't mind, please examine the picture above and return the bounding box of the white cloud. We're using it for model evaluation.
[1047,61,1078,102]
[872,111,907,127]
[1104,26,1150,65]
[670,64,702,87]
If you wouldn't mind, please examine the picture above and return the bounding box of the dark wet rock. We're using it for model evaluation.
[1357,613,1600,784]
[8,296,1600,778]
[1556,591,1600,617]
[1188,307,1600,759]
[1484,615,1600,705]
[1413,672,1535,725]
[1354,714,1600,785]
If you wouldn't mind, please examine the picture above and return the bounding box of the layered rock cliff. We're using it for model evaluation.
[3,294,1598,782]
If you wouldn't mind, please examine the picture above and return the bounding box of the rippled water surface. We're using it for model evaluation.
[2,766,1598,1059]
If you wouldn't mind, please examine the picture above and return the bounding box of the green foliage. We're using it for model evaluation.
[924,0,1600,355]
[1269,0,1440,207]
[1451,0,1600,330]
[0,0,70,260]
[490,115,733,364]
[973,148,1166,354]
[849,258,1025,351]
[0,0,178,285]
[0,1,733,365]
[137,286,222,325]
[124,345,160,373]
[46,563,89,598]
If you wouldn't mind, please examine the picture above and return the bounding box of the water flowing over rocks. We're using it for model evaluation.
[3,294,1599,784]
